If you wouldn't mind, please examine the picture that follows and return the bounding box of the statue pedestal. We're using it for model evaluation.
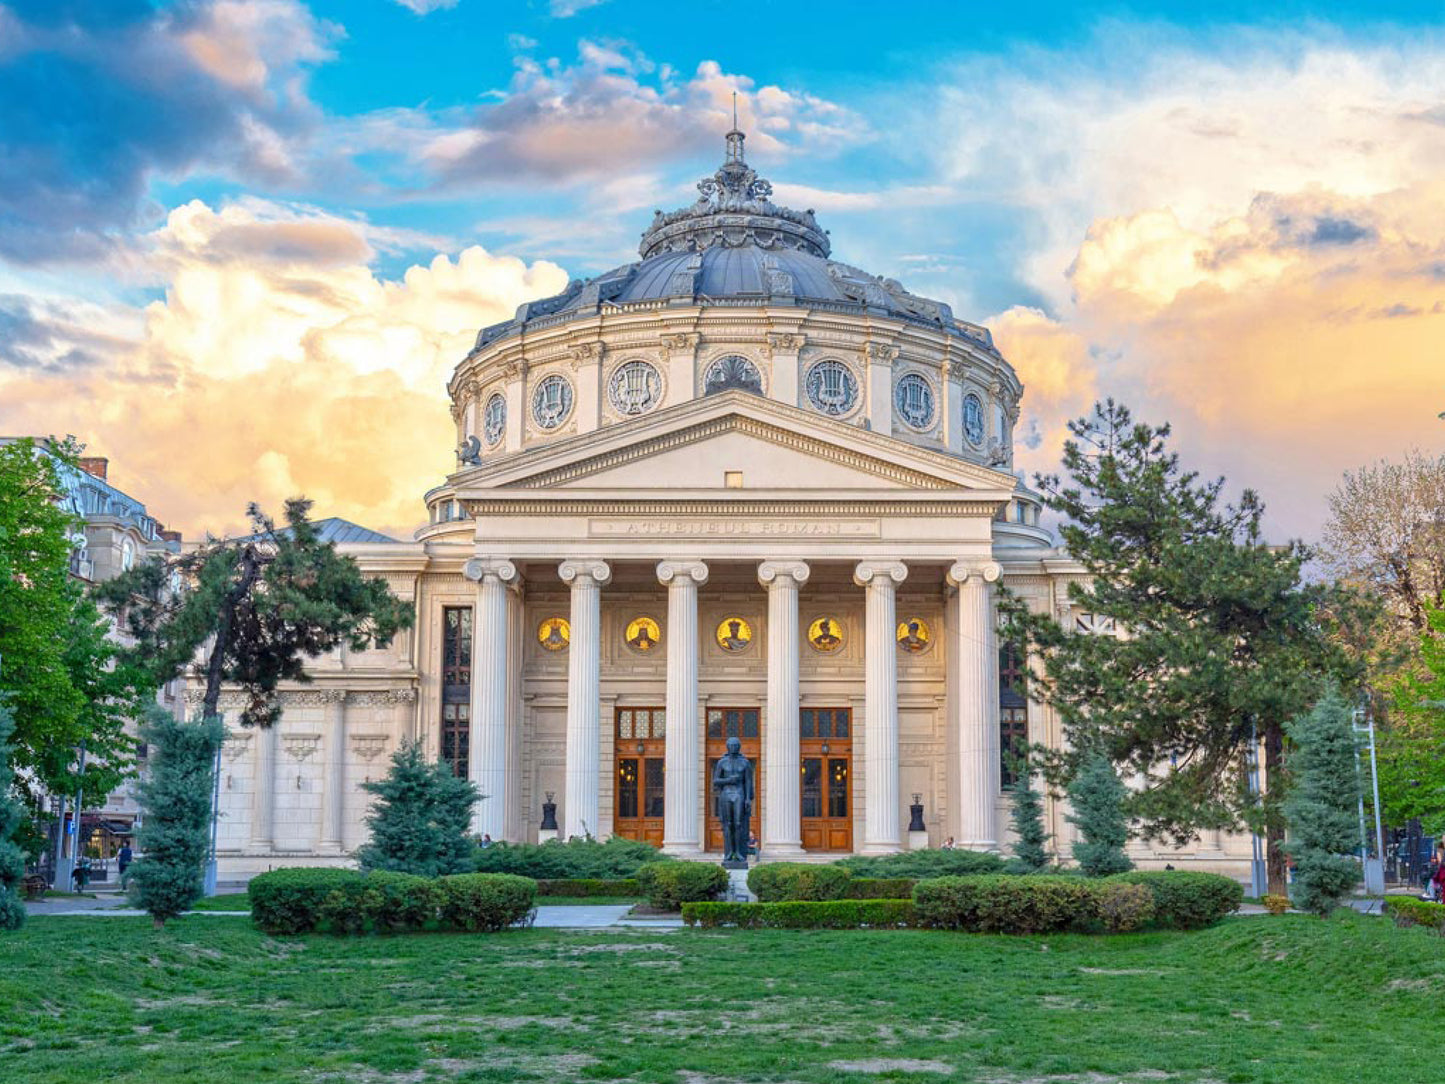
[721,858,749,871]
[725,868,756,902]
[908,830,930,851]
[538,829,559,844]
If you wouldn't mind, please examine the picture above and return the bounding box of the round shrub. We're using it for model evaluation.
[1096,882,1155,933]
[366,871,441,932]
[836,848,1006,879]
[747,862,853,902]
[534,878,639,898]
[683,900,916,929]
[318,885,381,936]
[249,868,363,935]
[1384,897,1445,933]
[437,873,537,932]
[913,875,1097,934]
[636,861,727,910]
[1262,894,1291,916]
[1107,871,1242,930]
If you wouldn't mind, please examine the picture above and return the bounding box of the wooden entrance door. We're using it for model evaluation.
[705,707,760,853]
[800,707,852,852]
[614,707,665,847]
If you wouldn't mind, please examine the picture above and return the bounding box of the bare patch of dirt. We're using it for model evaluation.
[829,1058,952,1074]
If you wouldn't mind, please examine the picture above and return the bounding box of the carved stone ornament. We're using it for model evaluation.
[660,332,700,352]
[567,342,605,365]
[221,731,254,762]
[943,359,970,381]
[767,332,805,354]
[866,342,901,365]
[281,734,322,762]
[351,734,390,763]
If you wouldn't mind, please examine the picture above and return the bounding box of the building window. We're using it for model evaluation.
[999,641,1028,787]
[440,606,473,778]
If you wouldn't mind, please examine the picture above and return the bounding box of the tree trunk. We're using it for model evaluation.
[1263,719,1288,895]
[153,915,165,930]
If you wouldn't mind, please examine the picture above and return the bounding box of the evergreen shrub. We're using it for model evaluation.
[364,871,442,932]
[355,742,477,878]
[1067,753,1133,877]
[1262,894,1291,915]
[1096,882,1155,932]
[747,862,853,902]
[913,875,1097,934]
[250,868,363,934]
[1384,898,1445,934]
[535,878,639,898]
[845,877,916,900]
[0,703,28,931]
[835,849,1005,878]
[1108,871,1242,929]
[474,836,670,879]
[437,873,537,932]
[1284,687,1363,916]
[683,899,916,929]
[636,861,727,909]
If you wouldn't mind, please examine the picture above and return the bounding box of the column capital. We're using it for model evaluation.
[559,559,611,588]
[464,557,519,585]
[758,559,810,589]
[946,560,1002,588]
[657,559,709,587]
[853,560,908,588]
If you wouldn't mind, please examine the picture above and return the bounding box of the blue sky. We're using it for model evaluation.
[1,0,1442,537]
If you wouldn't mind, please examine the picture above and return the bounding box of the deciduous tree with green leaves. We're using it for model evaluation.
[1000,401,1365,894]
[127,708,225,928]
[1283,686,1363,916]
[0,699,28,931]
[1380,600,1445,833]
[0,437,144,808]
[97,498,413,727]
[355,741,480,877]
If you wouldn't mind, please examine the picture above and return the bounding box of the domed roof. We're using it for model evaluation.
[472,128,994,352]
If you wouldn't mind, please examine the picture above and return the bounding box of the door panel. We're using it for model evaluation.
[799,708,852,852]
[614,707,665,847]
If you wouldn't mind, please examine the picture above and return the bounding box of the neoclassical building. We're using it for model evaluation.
[209,131,1249,879]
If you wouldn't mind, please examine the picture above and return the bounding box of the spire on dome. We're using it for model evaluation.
[725,91,745,164]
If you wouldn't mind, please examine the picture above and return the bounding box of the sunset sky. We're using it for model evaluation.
[2,0,1442,541]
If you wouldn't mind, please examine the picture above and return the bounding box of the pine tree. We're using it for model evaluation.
[1008,755,1052,872]
[1067,752,1133,877]
[356,741,480,877]
[1284,686,1362,917]
[0,700,28,931]
[128,708,225,929]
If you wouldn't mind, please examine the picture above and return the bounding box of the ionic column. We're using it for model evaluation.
[319,691,348,853]
[658,560,708,853]
[948,560,1002,851]
[855,560,908,854]
[465,557,519,839]
[758,560,809,855]
[560,559,610,840]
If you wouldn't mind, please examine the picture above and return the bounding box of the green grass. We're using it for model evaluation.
[186,893,251,912]
[2,912,1441,1083]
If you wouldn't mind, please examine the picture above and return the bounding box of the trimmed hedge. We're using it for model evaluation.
[1107,871,1242,930]
[836,849,1006,879]
[1096,881,1155,933]
[847,877,915,900]
[535,878,639,898]
[747,863,853,902]
[683,899,916,929]
[250,868,363,935]
[437,873,537,932]
[1385,897,1445,934]
[636,861,727,909]
[473,837,668,878]
[248,867,535,935]
[913,875,1098,934]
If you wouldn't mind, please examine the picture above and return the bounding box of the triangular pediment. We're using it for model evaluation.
[454,392,1018,498]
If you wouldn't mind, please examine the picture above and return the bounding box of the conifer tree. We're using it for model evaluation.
[1068,752,1133,877]
[356,741,479,877]
[1000,400,1366,893]
[0,700,28,931]
[1284,686,1362,916]
[128,708,225,929]
[1008,755,1052,872]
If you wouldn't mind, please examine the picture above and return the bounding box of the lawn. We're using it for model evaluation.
[1,912,1440,1083]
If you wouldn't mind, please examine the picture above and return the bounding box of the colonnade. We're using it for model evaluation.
[462,556,1003,854]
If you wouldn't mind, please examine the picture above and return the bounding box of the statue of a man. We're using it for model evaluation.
[712,736,754,864]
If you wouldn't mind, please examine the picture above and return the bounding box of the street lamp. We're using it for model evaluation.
[1353,694,1386,896]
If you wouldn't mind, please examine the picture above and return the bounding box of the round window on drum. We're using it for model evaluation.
[893,373,936,430]
[482,393,506,446]
[962,393,986,447]
[804,360,859,417]
[531,374,574,430]
[608,360,663,416]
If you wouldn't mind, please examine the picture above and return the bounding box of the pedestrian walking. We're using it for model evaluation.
[117,842,133,888]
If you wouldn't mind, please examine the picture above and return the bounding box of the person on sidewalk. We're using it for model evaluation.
[117,843,133,889]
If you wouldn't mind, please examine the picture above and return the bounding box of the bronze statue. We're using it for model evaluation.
[712,736,754,864]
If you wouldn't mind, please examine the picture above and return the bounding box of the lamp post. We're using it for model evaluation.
[1246,719,1268,899]
[1353,694,1386,895]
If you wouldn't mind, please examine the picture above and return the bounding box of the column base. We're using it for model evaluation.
[759,842,806,860]
[317,840,345,856]
[661,841,704,857]
[958,840,999,853]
